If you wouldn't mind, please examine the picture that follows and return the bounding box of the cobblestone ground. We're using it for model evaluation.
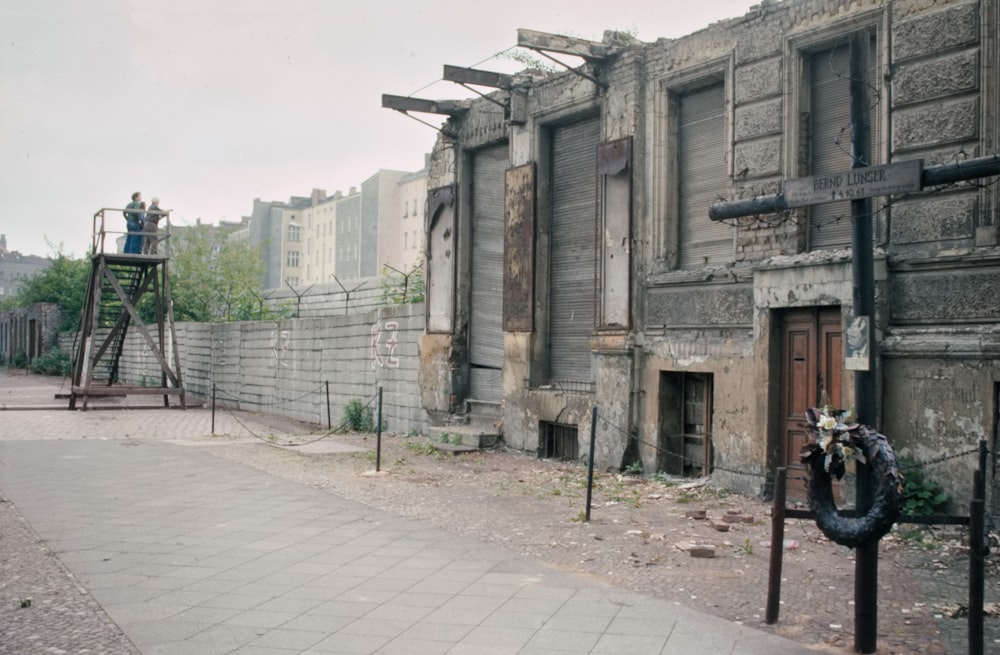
[0,494,140,655]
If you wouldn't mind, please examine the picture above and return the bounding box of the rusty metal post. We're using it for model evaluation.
[375,387,383,472]
[969,440,987,655]
[766,467,788,624]
[585,405,598,522]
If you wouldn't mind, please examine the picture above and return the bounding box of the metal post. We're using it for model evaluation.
[585,406,598,522]
[766,468,788,624]
[848,31,878,655]
[211,383,216,435]
[969,439,987,655]
[326,381,331,430]
[375,387,383,472]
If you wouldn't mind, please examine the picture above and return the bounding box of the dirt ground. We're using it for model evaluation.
[202,424,1000,655]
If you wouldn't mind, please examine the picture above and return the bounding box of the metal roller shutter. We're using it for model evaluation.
[809,37,876,250]
[549,117,600,383]
[678,83,733,269]
[469,144,507,401]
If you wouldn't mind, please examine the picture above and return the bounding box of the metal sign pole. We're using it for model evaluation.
[848,31,878,655]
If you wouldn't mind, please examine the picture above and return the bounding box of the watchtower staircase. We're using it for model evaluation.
[70,208,184,409]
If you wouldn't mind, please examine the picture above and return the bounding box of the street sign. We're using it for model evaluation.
[784,159,923,208]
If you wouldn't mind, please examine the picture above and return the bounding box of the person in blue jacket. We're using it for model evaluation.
[123,191,144,253]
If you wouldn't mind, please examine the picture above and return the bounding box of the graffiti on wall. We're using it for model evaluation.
[271,329,291,368]
[371,321,400,369]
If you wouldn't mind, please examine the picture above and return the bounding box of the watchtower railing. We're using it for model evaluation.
[91,207,172,257]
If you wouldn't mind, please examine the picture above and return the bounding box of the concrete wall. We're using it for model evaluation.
[111,303,429,435]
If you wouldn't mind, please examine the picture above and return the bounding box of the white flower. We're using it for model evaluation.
[818,415,837,431]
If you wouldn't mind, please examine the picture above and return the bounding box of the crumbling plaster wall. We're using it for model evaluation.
[499,47,643,468]
[415,0,999,503]
[881,356,998,510]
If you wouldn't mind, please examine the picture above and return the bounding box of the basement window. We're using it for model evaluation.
[540,422,579,461]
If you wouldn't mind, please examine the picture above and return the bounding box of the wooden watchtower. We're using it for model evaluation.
[70,207,185,409]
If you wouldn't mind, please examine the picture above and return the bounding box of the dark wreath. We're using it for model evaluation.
[799,407,903,549]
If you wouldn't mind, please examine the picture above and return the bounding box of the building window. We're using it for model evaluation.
[287,251,300,267]
[540,422,579,461]
[658,371,713,477]
[674,81,732,269]
[805,33,877,250]
[288,224,301,242]
[404,232,408,250]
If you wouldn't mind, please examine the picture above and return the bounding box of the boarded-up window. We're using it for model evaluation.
[677,82,732,269]
[808,35,876,250]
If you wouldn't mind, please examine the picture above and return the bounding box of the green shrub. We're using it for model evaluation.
[30,349,72,377]
[901,463,949,515]
[342,399,375,433]
[11,351,27,369]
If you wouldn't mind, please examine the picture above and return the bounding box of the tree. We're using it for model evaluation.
[168,223,217,322]
[168,224,283,322]
[0,247,88,331]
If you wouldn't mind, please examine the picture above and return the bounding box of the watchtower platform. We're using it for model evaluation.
[69,208,184,410]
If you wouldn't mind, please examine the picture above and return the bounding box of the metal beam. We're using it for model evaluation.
[442,65,513,89]
[709,153,1000,222]
[380,94,468,116]
[517,28,611,60]
[922,152,1000,186]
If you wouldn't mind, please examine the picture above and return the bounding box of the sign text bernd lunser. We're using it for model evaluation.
[784,159,923,208]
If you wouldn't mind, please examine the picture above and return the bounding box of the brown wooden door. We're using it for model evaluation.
[780,307,844,499]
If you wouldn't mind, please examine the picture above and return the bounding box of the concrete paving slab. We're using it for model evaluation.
[0,413,822,654]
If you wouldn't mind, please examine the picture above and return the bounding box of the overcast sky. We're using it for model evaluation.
[1,0,757,259]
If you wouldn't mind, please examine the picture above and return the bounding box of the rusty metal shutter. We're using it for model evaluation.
[809,37,875,250]
[549,116,600,383]
[678,83,732,269]
[469,144,507,401]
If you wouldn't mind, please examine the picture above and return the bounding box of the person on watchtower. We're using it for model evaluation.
[123,191,144,254]
[142,196,163,254]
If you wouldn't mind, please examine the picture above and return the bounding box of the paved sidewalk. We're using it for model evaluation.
[0,383,820,654]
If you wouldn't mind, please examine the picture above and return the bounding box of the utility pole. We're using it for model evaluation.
[847,32,878,655]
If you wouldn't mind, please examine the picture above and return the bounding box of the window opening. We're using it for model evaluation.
[540,422,579,461]
[658,371,714,477]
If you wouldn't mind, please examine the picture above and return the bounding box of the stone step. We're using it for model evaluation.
[429,425,500,450]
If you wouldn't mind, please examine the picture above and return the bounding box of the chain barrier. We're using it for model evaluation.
[212,382,324,409]
[898,447,984,471]
[595,413,993,487]
[212,385,380,448]
[594,413,768,482]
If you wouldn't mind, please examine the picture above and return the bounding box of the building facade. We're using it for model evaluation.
[417,0,1000,510]
[0,302,61,366]
[0,235,51,304]
[247,164,429,291]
